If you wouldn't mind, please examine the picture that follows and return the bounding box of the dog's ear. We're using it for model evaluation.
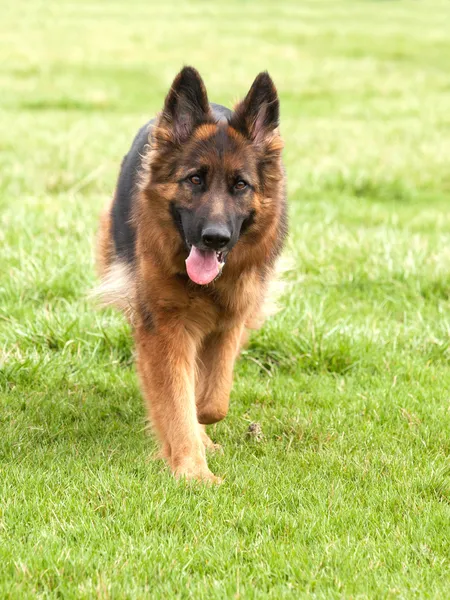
[231,72,279,144]
[159,66,210,143]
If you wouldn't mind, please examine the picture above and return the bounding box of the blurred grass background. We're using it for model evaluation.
[1,0,450,597]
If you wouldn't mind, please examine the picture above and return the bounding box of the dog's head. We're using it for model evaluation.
[148,66,284,285]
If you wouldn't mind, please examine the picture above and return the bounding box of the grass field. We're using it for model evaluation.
[1,0,450,597]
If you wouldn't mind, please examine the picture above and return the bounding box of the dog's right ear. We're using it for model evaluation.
[158,66,210,144]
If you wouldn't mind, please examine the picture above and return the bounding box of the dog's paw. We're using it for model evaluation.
[206,442,223,455]
[173,458,222,485]
[175,468,223,485]
[199,426,223,454]
[200,432,223,454]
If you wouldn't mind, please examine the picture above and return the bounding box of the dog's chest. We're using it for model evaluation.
[185,276,261,333]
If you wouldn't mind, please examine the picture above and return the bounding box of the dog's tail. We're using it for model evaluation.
[89,261,136,321]
[246,254,294,330]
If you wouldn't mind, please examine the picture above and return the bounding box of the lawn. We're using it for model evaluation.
[1,0,450,597]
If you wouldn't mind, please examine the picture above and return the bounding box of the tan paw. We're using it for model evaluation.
[203,436,223,454]
[177,470,223,485]
[173,457,222,485]
[199,427,223,454]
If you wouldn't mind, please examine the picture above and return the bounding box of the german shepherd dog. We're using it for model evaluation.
[96,67,287,483]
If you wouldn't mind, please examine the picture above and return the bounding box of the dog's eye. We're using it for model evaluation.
[189,174,202,185]
[234,180,247,191]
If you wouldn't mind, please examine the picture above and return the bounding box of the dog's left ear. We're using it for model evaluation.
[231,72,279,143]
[159,66,211,144]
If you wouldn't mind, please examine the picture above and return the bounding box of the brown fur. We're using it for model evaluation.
[95,67,287,483]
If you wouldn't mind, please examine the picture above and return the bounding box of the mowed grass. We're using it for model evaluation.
[1,0,450,597]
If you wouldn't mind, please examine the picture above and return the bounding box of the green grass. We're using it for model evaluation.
[1,0,450,597]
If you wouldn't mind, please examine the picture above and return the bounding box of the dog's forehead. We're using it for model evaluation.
[186,123,255,171]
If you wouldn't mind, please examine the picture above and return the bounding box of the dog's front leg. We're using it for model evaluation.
[135,321,219,483]
[196,323,245,425]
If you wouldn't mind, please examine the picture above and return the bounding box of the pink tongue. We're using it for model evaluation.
[186,246,220,285]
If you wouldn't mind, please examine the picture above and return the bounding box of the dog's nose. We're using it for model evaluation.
[202,225,231,250]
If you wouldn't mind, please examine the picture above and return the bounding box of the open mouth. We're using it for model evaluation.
[185,246,226,285]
